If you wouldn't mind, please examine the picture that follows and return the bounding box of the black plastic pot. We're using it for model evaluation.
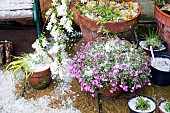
[128,95,156,113]
[151,52,170,86]
[138,39,167,56]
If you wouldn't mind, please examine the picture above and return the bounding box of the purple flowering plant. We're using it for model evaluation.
[70,37,151,96]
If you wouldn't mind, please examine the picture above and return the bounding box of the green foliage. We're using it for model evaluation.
[164,102,170,112]
[135,96,151,111]
[6,54,32,87]
[154,0,169,8]
[144,28,162,50]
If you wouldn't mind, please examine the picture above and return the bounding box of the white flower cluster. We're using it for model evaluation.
[31,0,73,80]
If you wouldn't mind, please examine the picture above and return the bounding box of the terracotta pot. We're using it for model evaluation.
[28,67,51,90]
[154,4,170,52]
[71,7,80,26]
[158,100,170,113]
[75,0,141,43]
[100,85,123,98]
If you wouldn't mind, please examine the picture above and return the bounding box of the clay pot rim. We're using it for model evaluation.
[155,4,170,19]
[158,100,169,113]
[76,1,142,24]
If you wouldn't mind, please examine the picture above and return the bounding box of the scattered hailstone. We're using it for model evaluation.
[0,68,81,113]
[151,57,170,72]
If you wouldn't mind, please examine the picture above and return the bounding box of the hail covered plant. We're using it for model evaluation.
[32,0,73,80]
[70,37,151,96]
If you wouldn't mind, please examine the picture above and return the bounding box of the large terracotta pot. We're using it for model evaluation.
[100,85,123,98]
[154,4,170,52]
[74,0,141,43]
[28,67,51,90]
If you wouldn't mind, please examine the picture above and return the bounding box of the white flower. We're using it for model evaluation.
[32,39,43,52]
[50,26,60,38]
[57,4,67,17]
[45,8,52,16]
[60,16,67,26]
[46,22,52,30]
[41,38,48,48]
[50,13,57,23]
[81,0,87,3]
[63,19,73,32]
[105,42,111,52]
[48,43,59,54]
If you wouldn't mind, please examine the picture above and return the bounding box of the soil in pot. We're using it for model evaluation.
[128,96,156,113]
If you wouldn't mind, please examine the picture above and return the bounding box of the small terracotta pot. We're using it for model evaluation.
[100,85,123,98]
[159,100,166,113]
[76,0,142,43]
[28,55,53,90]
[154,4,170,52]
[28,67,51,90]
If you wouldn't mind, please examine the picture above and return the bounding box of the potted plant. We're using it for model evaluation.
[72,0,142,43]
[70,37,151,97]
[139,28,167,56]
[128,95,156,113]
[150,51,170,86]
[6,50,53,90]
[154,0,170,52]
[159,100,170,113]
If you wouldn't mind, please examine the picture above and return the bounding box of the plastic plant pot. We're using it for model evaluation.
[128,95,156,113]
[151,52,170,86]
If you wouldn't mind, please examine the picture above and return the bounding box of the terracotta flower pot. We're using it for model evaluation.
[159,100,170,113]
[28,67,51,90]
[154,4,170,52]
[28,55,53,90]
[75,0,141,43]
[71,7,80,26]
[100,85,123,98]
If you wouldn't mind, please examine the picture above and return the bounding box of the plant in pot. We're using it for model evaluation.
[72,0,142,43]
[154,0,170,52]
[159,100,170,113]
[139,28,167,56]
[128,95,156,113]
[150,51,170,86]
[70,37,151,97]
[6,44,53,90]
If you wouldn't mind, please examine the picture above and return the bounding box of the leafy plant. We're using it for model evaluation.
[164,102,170,112]
[135,96,151,111]
[154,0,169,8]
[144,28,162,50]
[76,1,139,35]
[6,51,52,86]
[70,37,151,96]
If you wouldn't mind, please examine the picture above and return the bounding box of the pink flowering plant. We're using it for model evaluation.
[70,37,151,96]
